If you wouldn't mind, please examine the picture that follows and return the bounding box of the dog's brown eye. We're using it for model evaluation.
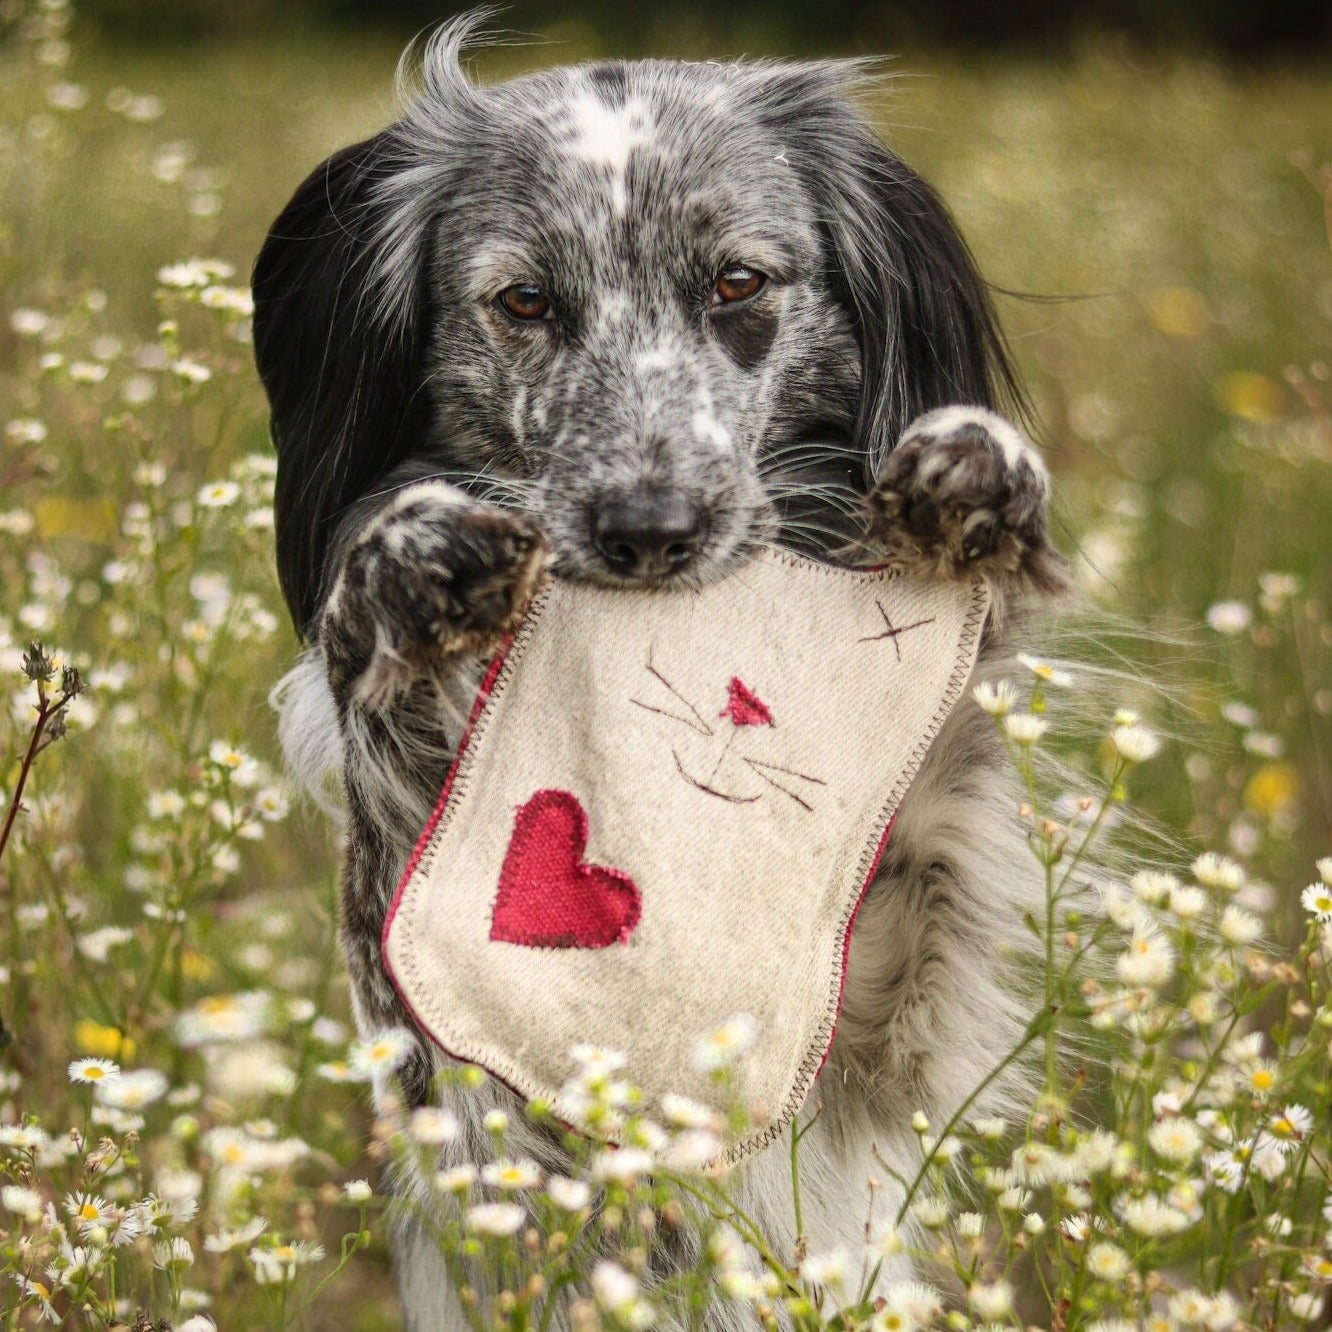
[712,265,766,305]
[498,284,553,322]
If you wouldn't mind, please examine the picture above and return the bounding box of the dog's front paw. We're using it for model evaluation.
[326,482,547,708]
[868,406,1066,592]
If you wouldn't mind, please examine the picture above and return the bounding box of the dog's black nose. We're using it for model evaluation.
[593,488,703,579]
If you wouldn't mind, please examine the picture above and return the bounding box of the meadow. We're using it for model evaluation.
[1,2,1331,1327]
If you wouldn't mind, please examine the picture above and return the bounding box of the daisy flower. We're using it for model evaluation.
[1003,713,1048,746]
[1218,905,1262,946]
[969,1280,1014,1320]
[1243,1061,1278,1097]
[591,1147,654,1184]
[466,1202,524,1237]
[1267,1104,1313,1142]
[2,1185,44,1220]
[882,1280,942,1325]
[546,1176,590,1211]
[694,1014,756,1071]
[68,1057,119,1085]
[153,1237,195,1271]
[196,480,239,508]
[349,1027,414,1077]
[1147,1117,1202,1164]
[435,1165,478,1194]
[1017,653,1074,687]
[1206,601,1252,635]
[1130,870,1179,905]
[408,1107,459,1145]
[481,1159,542,1191]
[972,678,1017,717]
[1111,723,1162,764]
[591,1260,655,1326]
[661,1092,722,1130]
[1120,1194,1190,1236]
[64,1191,116,1229]
[11,1275,57,1323]
[661,1128,722,1171]
[1301,882,1332,921]
[1116,925,1175,988]
[1085,1242,1131,1281]
[1192,852,1244,892]
[97,1067,168,1109]
[249,1240,325,1285]
[800,1248,850,1289]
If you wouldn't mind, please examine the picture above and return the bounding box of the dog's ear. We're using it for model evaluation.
[252,131,432,638]
[771,76,1022,478]
[252,18,490,637]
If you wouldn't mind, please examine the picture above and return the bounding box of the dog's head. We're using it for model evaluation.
[253,18,1017,636]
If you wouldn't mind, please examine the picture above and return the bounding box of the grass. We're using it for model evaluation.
[1,4,1331,1327]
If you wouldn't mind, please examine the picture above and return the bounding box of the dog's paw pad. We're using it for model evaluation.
[868,406,1064,590]
[330,485,547,707]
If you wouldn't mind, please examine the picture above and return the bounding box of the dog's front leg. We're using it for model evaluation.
[315,478,546,1039]
[321,478,547,719]
[868,405,1066,594]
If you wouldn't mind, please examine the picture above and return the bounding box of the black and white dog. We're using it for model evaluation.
[254,18,1063,1328]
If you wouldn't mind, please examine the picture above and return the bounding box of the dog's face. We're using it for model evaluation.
[254,23,1015,634]
[417,62,861,588]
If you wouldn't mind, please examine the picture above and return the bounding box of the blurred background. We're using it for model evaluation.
[18,0,1328,860]
[63,0,1332,55]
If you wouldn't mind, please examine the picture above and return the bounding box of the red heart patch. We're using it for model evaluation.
[490,789,641,949]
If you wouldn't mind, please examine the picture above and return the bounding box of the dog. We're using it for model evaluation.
[254,17,1064,1328]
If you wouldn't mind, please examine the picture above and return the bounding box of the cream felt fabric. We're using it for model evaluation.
[384,548,990,1161]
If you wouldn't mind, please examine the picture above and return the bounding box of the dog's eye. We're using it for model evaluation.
[712,265,766,305]
[497,284,553,322]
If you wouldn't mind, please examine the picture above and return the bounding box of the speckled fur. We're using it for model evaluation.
[253,20,1064,1329]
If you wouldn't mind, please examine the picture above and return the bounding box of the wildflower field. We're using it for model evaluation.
[2,2,1332,1327]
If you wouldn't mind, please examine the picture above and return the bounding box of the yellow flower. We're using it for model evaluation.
[1243,762,1300,818]
[73,1020,136,1060]
[1215,371,1285,423]
[180,949,216,982]
[1148,287,1209,338]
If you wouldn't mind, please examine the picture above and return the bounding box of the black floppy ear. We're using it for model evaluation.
[252,131,431,639]
[778,80,1021,476]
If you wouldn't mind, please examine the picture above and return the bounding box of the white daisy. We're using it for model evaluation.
[1003,712,1048,746]
[972,678,1017,717]
[481,1159,542,1191]
[546,1176,590,1211]
[67,1057,120,1085]
[466,1202,524,1237]
[1017,653,1074,686]
[1111,723,1162,764]
[693,1014,757,1071]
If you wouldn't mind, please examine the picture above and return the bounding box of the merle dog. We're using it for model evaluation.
[254,19,1063,1327]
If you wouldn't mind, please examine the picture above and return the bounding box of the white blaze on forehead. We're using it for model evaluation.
[562,88,654,214]
[635,347,675,374]
[692,406,732,452]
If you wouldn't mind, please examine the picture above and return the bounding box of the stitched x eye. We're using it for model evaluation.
[497,284,554,322]
[712,265,766,306]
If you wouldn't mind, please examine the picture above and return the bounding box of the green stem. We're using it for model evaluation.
[894,1007,1051,1226]
[1044,854,1058,1095]
[1056,760,1124,897]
